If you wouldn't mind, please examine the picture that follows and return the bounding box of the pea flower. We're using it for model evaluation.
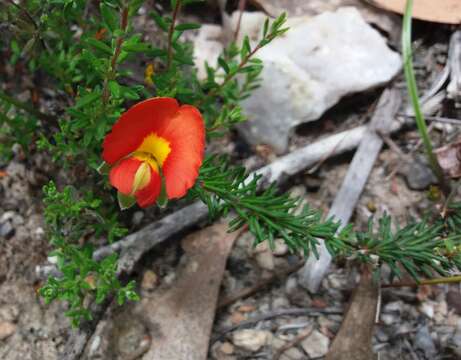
[102,97,205,209]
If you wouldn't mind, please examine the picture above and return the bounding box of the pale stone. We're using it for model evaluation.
[237,7,401,153]
[220,342,235,355]
[232,329,272,352]
[0,321,16,340]
[141,270,158,291]
[193,24,224,81]
[301,330,330,358]
[255,250,275,271]
[273,239,289,256]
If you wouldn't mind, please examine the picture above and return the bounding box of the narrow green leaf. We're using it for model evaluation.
[108,80,121,97]
[175,23,201,31]
[74,91,100,109]
[150,12,169,32]
[242,35,251,57]
[86,38,113,56]
[122,43,151,53]
[156,167,168,208]
[100,3,119,32]
[218,57,230,74]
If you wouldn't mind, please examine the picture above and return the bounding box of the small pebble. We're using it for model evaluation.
[0,321,16,340]
[273,239,289,256]
[0,221,14,238]
[141,270,158,291]
[232,329,271,352]
[219,342,234,355]
[301,330,330,358]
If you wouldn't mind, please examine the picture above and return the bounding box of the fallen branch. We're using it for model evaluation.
[299,87,402,292]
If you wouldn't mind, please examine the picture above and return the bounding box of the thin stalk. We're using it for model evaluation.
[102,6,129,105]
[382,275,461,288]
[166,0,181,70]
[402,0,449,193]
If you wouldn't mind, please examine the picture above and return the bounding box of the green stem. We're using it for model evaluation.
[102,6,129,105]
[166,0,181,70]
[382,275,461,288]
[402,0,448,194]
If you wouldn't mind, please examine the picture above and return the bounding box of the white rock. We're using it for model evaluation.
[381,313,397,325]
[253,241,275,270]
[255,250,275,271]
[273,239,289,256]
[420,302,435,319]
[285,276,298,294]
[232,329,271,352]
[237,7,401,153]
[193,24,224,81]
[301,330,330,358]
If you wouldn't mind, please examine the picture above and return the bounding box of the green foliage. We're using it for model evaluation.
[0,102,37,161]
[40,181,130,327]
[1,0,460,329]
[192,156,339,254]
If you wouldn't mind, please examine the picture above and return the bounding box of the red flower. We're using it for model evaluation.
[102,97,205,208]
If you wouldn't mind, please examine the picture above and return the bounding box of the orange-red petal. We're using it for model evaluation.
[135,167,162,208]
[158,105,205,199]
[109,157,142,195]
[102,97,179,164]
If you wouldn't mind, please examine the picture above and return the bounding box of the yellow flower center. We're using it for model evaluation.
[133,133,171,173]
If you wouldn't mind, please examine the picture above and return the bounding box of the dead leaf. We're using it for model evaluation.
[326,268,379,360]
[367,0,461,24]
[416,285,433,302]
[135,223,242,360]
[0,170,7,178]
[435,140,461,178]
[230,311,247,324]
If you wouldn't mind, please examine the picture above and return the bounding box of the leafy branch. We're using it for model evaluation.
[198,13,288,107]
[192,156,340,254]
